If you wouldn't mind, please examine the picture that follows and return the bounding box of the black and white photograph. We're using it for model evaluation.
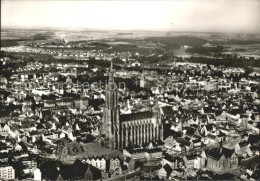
[1,0,260,180]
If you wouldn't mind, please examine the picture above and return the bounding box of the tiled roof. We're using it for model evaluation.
[239,141,249,147]
[120,111,153,122]
[161,106,174,115]
[41,159,101,181]
[185,153,199,160]
[164,153,183,163]
[206,147,235,161]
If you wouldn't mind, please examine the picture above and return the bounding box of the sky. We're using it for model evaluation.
[2,0,260,33]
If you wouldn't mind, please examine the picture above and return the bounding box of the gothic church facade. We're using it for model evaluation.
[100,63,163,149]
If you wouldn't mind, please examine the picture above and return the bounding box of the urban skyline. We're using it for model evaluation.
[1,0,260,180]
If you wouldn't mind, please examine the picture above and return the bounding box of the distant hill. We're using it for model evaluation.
[212,39,260,45]
[31,31,56,40]
[117,33,133,35]
[146,36,209,48]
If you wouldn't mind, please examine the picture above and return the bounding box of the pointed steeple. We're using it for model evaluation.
[108,60,114,83]
[102,59,120,149]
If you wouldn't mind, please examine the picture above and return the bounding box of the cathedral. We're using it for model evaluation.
[100,63,163,150]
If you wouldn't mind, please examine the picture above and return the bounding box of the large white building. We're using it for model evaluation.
[34,168,42,181]
[0,166,15,180]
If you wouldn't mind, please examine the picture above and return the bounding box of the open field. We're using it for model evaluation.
[75,142,123,159]
[224,43,260,57]
[2,28,260,68]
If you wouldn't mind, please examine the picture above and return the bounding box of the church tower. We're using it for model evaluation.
[101,61,121,149]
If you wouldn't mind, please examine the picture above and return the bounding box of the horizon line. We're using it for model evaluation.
[2,26,259,34]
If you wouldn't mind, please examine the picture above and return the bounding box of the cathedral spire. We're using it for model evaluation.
[108,60,114,83]
[101,59,120,149]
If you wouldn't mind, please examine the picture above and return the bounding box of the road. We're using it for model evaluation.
[107,170,142,181]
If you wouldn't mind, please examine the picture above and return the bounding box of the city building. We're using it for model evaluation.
[205,143,238,172]
[0,166,15,180]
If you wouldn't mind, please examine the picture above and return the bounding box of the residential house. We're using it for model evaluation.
[205,145,238,172]
[0,123,10,136]
[170,168,184,179]
[109,157,122,175]
[123,157,135,170]
[123,145,163,160]
[162,153,183,169]
[235,141,252,157]
[183,153,200,169]
[158,164,172,179]
[202,133,218,146]
[41,160,102,180]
